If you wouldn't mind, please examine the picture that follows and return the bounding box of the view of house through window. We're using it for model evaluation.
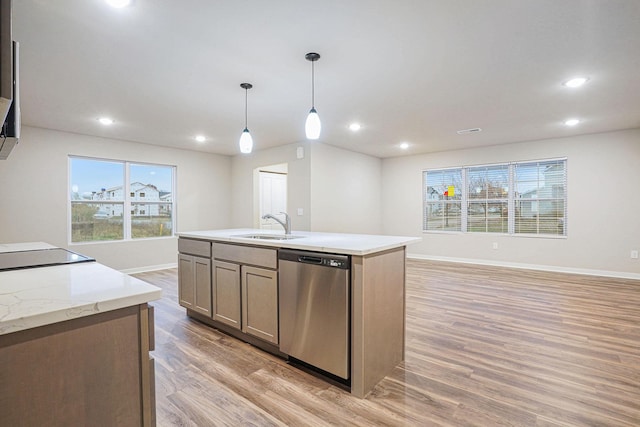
[423,158,567,236]
[69,157,175,243]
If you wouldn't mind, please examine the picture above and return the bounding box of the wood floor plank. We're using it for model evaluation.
[133,259,640,426]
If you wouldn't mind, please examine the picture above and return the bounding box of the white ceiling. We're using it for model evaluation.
[12,0,640,158]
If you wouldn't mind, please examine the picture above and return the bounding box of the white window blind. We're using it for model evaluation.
[467,164,509,233]
[423,158,567,236]
[514,159,567,236]
[423,168,463,231]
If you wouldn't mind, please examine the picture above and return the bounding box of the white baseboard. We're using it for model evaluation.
[119,257,639,281]
[407,253,640,280]
[121,263,177,275]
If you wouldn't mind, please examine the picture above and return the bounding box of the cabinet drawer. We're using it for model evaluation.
[178,238,211,257]
[213,243,277,269]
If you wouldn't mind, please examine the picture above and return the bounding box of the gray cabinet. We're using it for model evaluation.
[0,304,156,426]
[242,265,278,344]
[178,239,212,317]
[212,243,279,345]
[212,260,241,328]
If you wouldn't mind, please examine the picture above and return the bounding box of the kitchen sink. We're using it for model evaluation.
[232,234,304,241]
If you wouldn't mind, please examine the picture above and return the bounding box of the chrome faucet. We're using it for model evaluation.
[262,212,291,235]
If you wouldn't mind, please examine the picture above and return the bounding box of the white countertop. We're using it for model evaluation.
[0,242,57,253]
[0,243,162,335]
[176,229,420,256]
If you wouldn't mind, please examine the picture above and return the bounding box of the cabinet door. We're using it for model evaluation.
[178,254,195,309]
[0,305,153,426]
[242,266,278,344]
[178,254,212,316]
[212,260,241,329]
[193,256,212,316]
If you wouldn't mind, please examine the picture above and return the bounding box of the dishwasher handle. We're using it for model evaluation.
[298,255,323,264]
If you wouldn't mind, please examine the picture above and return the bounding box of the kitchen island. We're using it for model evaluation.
[176,229,419,398]
[0,243,162,426]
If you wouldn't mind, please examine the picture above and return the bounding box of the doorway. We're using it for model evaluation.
[255,163,288,230]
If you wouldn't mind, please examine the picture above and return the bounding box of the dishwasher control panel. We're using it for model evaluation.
[326,258,348,268]
[278,249,350,270]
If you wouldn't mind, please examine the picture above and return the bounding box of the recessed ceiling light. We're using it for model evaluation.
[563,77,589,88]
[105,0,132,8]
[349,123,361,131]
[97,117,114,125]
[194,135,206,143]
[399,142,410,150]
[564,118,580,126]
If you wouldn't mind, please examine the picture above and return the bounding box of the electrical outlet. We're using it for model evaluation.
[297,208,304,216]
[492,242,498,250]
[631,250,639,259]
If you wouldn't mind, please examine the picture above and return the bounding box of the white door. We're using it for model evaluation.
[259,172,287,230]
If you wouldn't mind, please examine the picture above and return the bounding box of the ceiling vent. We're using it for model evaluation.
[456,128,482,135]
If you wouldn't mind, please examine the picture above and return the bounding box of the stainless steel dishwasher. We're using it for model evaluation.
[278,249,350,380]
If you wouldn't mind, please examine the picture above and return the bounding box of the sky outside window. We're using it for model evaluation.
[70,158,123,199]
[131,163,173,192]
[70,158,173,199]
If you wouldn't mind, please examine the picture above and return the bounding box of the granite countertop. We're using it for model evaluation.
[176,229,421,256]
[0,243,162,335]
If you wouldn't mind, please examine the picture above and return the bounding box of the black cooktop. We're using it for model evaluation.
[0,248,95,271]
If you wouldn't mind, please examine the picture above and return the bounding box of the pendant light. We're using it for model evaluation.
[304,52,321,140]
[239,83,253,154]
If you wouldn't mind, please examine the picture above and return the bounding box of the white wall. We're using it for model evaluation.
[382,129,640,277]
[310,143,382,234]
[4,126,638,277]
[231,142,311,231]
[0,126,231,270]
[230,142,383,235]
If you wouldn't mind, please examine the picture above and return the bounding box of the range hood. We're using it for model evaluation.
[0,0,20,160]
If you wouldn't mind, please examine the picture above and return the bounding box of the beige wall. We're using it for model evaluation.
[310,143,382,234]
[382,128,640,277]
[0,126,231,271]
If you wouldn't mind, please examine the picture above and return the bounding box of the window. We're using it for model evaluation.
[514,159,566,235]
[467,164,509,233]
[423,158,566,236]
[423,168,463,231]
[69,157,175,243]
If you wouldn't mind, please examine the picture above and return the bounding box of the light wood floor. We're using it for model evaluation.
[133,260,640,426]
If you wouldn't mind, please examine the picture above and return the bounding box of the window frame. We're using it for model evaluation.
[423,157,567,238]
[68,156,176,244]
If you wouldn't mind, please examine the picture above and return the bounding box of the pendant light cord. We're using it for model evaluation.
[311,60,315,109]
[244,87,248,128]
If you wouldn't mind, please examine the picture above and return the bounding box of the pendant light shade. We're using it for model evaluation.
[239,128,253,153]
[305,107,321,139]
[239,83,253,154]
[305,52,321,140]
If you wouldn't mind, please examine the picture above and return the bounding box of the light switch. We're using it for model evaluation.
[297,208,304,216]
